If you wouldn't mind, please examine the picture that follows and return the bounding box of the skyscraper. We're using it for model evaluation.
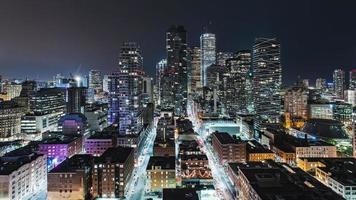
[349,69,356,90]
[225,50,253,114]
[252,38,282,122]
[66,87,87,114]
[155,59,167,106]
[107,72,120,124]
[161,25,188,115]
[89,69,102,92]
[200,33,216,87]
[109,42,145,134]
[333,69,345,99]
[190,47,202,93]
[315,78,327,90]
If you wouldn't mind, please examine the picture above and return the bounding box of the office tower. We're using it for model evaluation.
[190,47,202,93]
[108,72,120,124]
[161,25,188,115]
[155,59,167,106]
[102,74,110,93]
[225,50,253,114]
[89,69,102,92]
[252,38,282,122]
[216,51,233,66]
[333,69,345,99]
[29,88,65,115]
[142,77,154,105]
[200,33,216,86]
[0,101,24,138]
[316,78,327,90]
[349,69,356,90]
[66,87,87,114]
[109,42,145,134]
[84,102,108,132]
[13,80,37,112]
[92,147,134,198]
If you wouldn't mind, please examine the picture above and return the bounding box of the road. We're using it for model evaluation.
[125,117,158,200]
[187,99,237,200]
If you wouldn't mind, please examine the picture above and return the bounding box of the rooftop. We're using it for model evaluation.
[212,131,242,145]
[247,140,273,154]
[97,146,134,163]
[50,154,93,173]
[238,161,344,200]
[163,188,199,200]
[301,157,356,186]
[0,153,44,175]
[147,156,175,170]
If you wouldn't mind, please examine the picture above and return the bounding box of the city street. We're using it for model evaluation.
[125,117,158,200]
[187,99,236,200]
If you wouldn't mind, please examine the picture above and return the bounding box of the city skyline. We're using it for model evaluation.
[0,0,355,84]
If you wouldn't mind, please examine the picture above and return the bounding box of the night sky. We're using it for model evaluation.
[0,0,356,85]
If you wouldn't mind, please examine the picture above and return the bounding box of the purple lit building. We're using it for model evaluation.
[38,135,83,166]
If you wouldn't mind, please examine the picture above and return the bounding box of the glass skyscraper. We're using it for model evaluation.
[200,33,216,87]
[252,38,282,122]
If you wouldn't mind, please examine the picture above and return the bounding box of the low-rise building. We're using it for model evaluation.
[146,156,176,192]
[297,157,356,200]
[85,133,116,156]
[38,134,83,164]
[211,131,246,164]
[92,147,134,198]
[47,154,94,200]
[0,153,47,200]
[246,140,275,162]
[236,161,343,200]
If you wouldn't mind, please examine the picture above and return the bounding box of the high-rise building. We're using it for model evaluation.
[333,69,345,99]
[316,78,327,90]
[216,51,233,67]
[109,42,145,134]
[349,69,356,90]
[225,50,253,115]
[155,59,167,106]
[102,74,110,93]
[66,87,87,114]
[89,69,102,92]
[252,38,282,122]
[284,86,309,119]
[190,47,202,94]
[29,88,65,115]
[200,33,216,86]
[161,25,188,115]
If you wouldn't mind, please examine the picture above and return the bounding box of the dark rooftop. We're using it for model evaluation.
[97,146,134,163]
[50,154,93,173]
[301,119,349,139]
[163,188,199,200]
[301,157,356,186]
[238,161,344,200]
[247,140,273,154]
[0,153,44,175]
[147,156,175,170]
[212,131,242,145]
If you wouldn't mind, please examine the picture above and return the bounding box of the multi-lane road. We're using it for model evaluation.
[187,99,237,200]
